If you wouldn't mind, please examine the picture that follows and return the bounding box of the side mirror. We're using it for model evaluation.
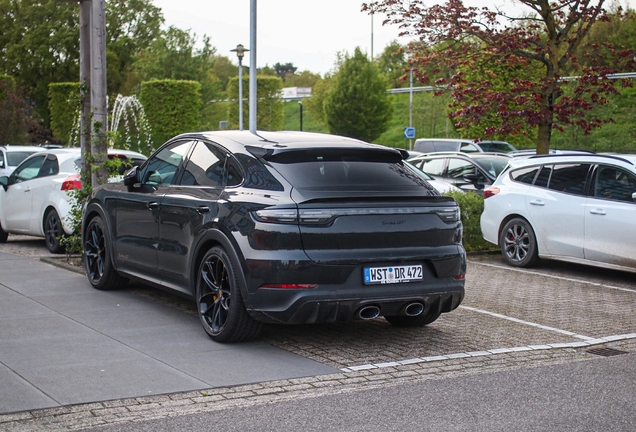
[0,176,8,192]
[123,166,140,186]
[463,174,485,190]
[632,192,636,202]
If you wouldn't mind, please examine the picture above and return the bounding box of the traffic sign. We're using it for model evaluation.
[404,127,416,139]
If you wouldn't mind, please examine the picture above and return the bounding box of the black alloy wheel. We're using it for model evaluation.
[84,216,127,290]
[44,209,64,253]
[196,247,261,343]
[499,217,539,268]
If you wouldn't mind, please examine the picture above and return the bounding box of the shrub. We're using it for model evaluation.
[48,82,81,145]
[444,191,498,252]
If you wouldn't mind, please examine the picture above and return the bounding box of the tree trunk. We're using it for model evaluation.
[536,122,552,155]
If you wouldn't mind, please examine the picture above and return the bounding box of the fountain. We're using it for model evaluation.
[66,94,153,155]
[109,94,153,154]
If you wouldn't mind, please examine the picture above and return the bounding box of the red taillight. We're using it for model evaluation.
[61,174,82,191]
[260,284,317,289]
[453,274,466,280]
[483,187,500,199]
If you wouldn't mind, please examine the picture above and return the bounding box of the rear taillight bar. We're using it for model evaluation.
[252,206,461,225]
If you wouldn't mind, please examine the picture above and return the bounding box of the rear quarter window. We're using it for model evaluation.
[510,166,540,184]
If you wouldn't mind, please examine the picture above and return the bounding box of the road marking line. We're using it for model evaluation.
[459,305,594,340]
[341,333,636,372]
[469,261,636,294]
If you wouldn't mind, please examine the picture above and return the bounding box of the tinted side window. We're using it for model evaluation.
[547,164,591,196]
[594,166,636,202]
[38,155,59,177]
[141,140,194,185]
[447,158,476,178]
[180,142,227,187]
[460,143,480,153]
[535,165,551,188]
[420,158,445,176]
[510,166,540,184]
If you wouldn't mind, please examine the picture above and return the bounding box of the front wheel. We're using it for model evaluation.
[84,216,128,290]
[385,312,441,327]
[44,209,64,253]
[499,218,539,268]
[196,246,262,343]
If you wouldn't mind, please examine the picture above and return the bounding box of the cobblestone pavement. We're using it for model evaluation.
[1,236,635,431]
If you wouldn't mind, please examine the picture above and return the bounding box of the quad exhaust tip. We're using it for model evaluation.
[357,305,381,320]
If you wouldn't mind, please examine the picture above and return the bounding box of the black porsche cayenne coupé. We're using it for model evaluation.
[82,131,466,342]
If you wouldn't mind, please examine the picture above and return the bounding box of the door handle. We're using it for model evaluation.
[529,200,544,206]
[589,209,606,215]
[147,202,159,210]
[197,206,210,214]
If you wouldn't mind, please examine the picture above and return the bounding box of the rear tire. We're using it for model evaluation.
[196,246,262,343]
[44,209,64,254]
[499,218,539,268]
[385,312,441,327]
[84,216,128,290]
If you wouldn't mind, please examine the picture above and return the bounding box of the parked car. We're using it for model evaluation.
[407,152,511,192]
[413,138,517,154]
[405,161,462,194]
[0,148,147,253]
[480,153,636,273]
[82,131,467,342]
[0,145,44,177]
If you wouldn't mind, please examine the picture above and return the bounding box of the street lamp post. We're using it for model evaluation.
[298,101,303,131]
[409,64,413,151]
[230,44,249,131]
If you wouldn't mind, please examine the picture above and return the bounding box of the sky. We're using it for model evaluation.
[150,0,413,76]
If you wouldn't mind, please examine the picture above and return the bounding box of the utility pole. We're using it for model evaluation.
[249,0,257,133]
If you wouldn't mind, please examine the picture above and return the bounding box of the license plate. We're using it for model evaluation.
[363,265,423,285]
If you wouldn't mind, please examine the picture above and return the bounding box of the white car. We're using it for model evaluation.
[0,148,146,253]
[405,161,462,194]
[0,145,44,177]
[480,153,636,273]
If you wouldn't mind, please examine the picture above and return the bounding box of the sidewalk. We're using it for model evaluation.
[0,251,337,415]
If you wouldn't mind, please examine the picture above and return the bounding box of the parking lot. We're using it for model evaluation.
[1,235,635,429]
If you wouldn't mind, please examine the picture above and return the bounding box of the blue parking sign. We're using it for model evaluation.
[404,127,416,139]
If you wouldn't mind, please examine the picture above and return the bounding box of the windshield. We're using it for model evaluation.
[474,157,510,178]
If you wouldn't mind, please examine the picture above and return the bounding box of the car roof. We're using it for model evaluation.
[507,153,636,168]
[1,145,47,152]
[171,131,407,158]
[408,151,511,160]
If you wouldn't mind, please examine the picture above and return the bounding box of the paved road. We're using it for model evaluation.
[0,235,634,430]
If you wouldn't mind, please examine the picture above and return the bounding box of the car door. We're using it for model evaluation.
[27,154,61,233]
[114,140,195,281]
[0,155,45,232]
[584,165,636,268]
[157,140,229,293]
[525,163,591,258]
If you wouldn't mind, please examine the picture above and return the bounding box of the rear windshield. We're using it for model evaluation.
[7,151,38,166]
[267,149,438,193]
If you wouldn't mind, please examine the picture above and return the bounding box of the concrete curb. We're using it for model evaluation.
[39,255,85,275]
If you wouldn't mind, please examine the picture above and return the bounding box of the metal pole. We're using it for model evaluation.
[298,101,303,131]
[409,66,413,151]
[238,57,244,131]
[90,0,108,186]
[249,0,257,133]
[79,0,90,162]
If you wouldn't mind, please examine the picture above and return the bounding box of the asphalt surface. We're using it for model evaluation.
[0,235,635,431]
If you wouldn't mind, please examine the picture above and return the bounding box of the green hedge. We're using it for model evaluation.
[444,191,498,252]
[139,80,202,150]
[227,76,283,131]
[48,82,80,145]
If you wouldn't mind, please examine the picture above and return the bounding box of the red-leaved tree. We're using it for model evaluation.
[363,0,635,153]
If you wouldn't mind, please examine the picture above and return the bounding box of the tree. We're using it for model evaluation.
[376,40,408,88]
[0,76,39,143]
[324,47,393,142]
[364,0,636,153]
[285,70,322,88]
[273,62,298,80]
[0,0,164,127]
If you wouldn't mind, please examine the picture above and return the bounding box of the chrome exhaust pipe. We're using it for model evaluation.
[357,305,381,320]
[404,302,424,317]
